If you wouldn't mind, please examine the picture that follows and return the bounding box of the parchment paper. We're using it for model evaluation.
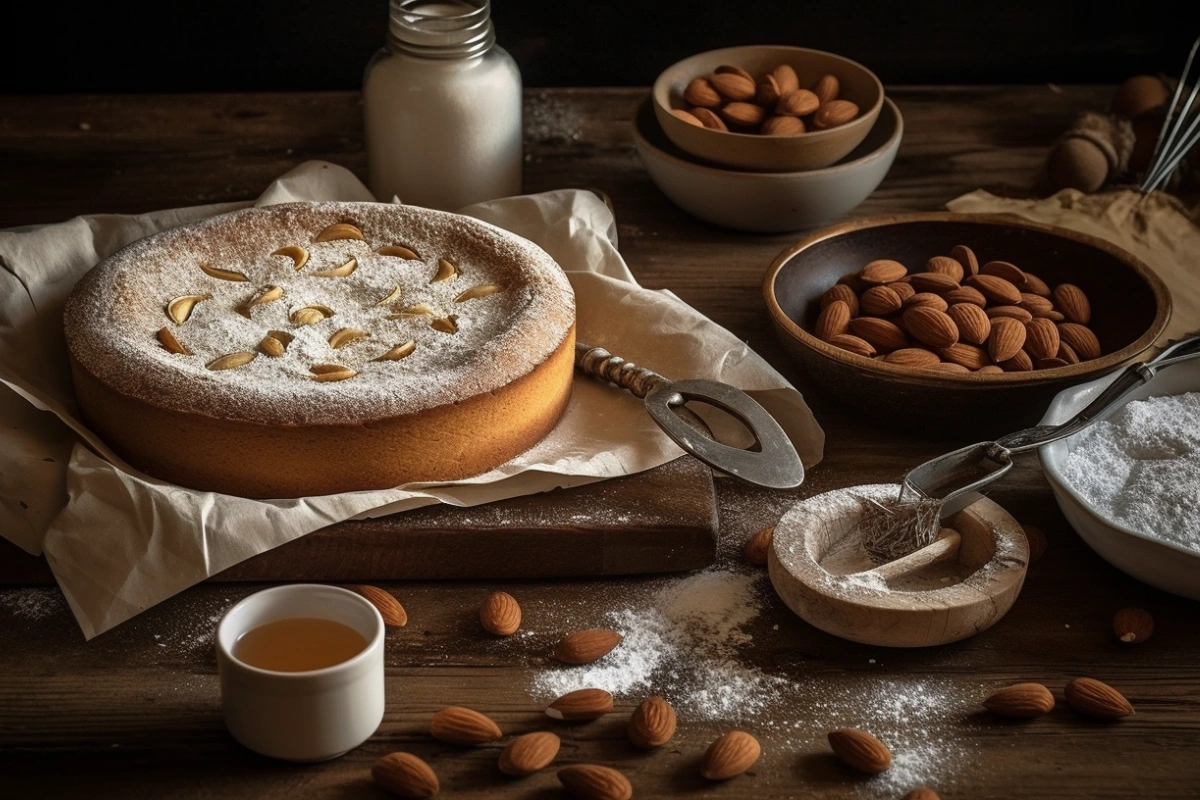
[0,161,825,639]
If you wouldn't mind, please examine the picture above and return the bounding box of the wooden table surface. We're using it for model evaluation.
[3,86,1198,799]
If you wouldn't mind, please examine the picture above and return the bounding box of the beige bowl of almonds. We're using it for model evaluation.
[763,212,1171,438]
[652,45,884,171]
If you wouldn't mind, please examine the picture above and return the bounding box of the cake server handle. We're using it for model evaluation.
[574,343,805,490]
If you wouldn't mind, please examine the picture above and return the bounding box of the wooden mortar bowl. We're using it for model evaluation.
[768,484,1029,648]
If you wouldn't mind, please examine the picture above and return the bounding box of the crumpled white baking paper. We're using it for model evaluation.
[0,160,825,639]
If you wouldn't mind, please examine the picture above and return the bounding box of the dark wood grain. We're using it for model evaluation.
[4,86,1199,800]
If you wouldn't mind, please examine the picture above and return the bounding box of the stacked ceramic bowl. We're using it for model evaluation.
[634,45,902,233]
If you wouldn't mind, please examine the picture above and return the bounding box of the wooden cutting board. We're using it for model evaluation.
[0,456,718,584]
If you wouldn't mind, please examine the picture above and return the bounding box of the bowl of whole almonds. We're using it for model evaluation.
[652,45,884,171]
[763,212,1171,438]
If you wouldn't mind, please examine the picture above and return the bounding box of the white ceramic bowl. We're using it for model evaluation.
[633,95,901,233]
[1039,358,1200,600]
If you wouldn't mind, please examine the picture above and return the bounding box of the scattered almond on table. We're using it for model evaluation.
[348,584,408,627]
[827,728,892,773]
[627,695,677,749]
[498,731,561,777]
[982,682,1056,718]
[743,526,774,565]
[372,752,439,799]
[1021,523,1047,562]
[676,62,859,135]
[430,706,503,745]
[1112,607,1154,643]
[545,688,614,721]
[553,628,623,664]
[815,246,1104,372]
[557,764,633,800]
[1064,676,1135,719]
[479,590,522,636]
[902,788,941,800]
[700,729,762,780]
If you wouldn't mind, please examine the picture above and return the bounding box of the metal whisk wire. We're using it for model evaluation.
[1140,34,1200,194]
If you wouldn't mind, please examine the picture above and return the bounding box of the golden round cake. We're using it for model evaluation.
[64,201,576,498]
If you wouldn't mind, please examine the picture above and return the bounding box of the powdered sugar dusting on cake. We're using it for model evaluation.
[64,202,575,425]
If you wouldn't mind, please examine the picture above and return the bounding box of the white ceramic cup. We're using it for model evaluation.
[216,583,385,762]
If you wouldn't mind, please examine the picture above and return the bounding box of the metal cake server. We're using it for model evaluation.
[575,343,805,489]
[899,333,1200,517]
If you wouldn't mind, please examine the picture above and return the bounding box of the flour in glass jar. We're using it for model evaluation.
[1059,392,1200,554]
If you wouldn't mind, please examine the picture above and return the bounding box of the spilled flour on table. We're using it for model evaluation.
[0,586,66,620]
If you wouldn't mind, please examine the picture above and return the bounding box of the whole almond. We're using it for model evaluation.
[827,333,876,358]
[859,259,908,284]
[815,300,852,340]
[901,291,948,313]
[743,526,774,566]
[1038,357,1071,369]
[967,274,1022,305]
[761,115,805,135]
[949,244,980,276]
[700,730,761,780]
[986,305,1034,322]
[628,695,677,749]
[820,283,860,316]
[1057,323,1101,360]
[683,77,721,108]
[373,752,439,799]
[669,109,704,127]
[756,73,782,106]
[888,281,916,301]
[431,706,502,745]
[860,285,904,316]
[557,765,632,800]
[926,255,965,282]
[981,260,1027,286]
[988,317,1027,362]
[948,303,991,344]
[777,88,820,117]
[812,73,840,105]
[1024,318,1061,360]
[1058,341,1081,364]
[720,101,767,128]
[711,72,756,102]
[690,107,728,131]
[1064,677,1134,719]
[1019,292,1056,317]
[847,317,909,352]
[977,364,1005,374]
[1112,607,1154,644]
[1000,349,1034,371]
[924,361,970,374]
[907,271,961,294]
[546,687,614,721]
[350,584,408,627]
[480,590,521,636]
[904,307,960,349]
[1023,271,1053,296]
[499,731,560,777]
[940,342,991,370]
[554,629,623,664]
[714,64,755,82]
[903,789,941,800]
[885,348,942,368]
[813,99,860,129]
[771,63,800,94]
[1053,283,1092,324]
[982,682,1056,718]
[944,286,987,307]
[828,728,891,773]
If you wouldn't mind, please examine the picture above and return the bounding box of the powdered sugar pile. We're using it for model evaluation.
[529,566,790,721]
[1060,391,1200,553]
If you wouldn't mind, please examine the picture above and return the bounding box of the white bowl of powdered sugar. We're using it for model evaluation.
[1039,357,1200,600]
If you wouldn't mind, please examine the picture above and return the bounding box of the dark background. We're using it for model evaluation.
[2,1,1192,93]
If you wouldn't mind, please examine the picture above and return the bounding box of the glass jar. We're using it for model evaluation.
[363,0,522,211]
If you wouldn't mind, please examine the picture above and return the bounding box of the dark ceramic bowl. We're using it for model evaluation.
[763,212,1172,438]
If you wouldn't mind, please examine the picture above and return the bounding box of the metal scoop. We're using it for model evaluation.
[900,333,1200,517]
[575,343,805,489]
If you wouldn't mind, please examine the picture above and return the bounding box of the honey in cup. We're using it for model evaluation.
[234,617,369,672]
